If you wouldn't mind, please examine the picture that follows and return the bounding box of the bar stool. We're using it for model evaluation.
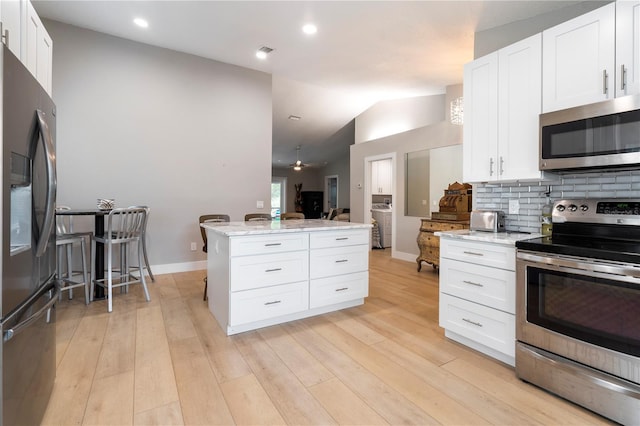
[127,205,154,282]
[244,213,271,221]
[199,214,230,301]
[90,207,150,312]
[55,206,91,304]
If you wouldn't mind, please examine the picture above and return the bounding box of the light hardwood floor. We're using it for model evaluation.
[42,249,613,425]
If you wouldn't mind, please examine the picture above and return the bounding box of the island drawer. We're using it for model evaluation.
[230,251,309,292]
[230,233,309,256]
[230,281,309,326]
[310,245,369,279]
[310,271,368,309]
[310,229,369,249]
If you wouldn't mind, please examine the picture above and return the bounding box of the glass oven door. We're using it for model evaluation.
[518,251,640,358]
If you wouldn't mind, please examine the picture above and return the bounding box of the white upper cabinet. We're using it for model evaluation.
[463,34,543,183]
[543,1,639,111]
[24,1,52,95]
[0,0,52,95]
[371,159,392,194]
[0,0,21,58]
[616,1,640,97]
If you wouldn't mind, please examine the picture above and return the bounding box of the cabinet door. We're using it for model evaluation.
[463,52,498,182]
[371,159,392,194]
[498,34,542,181]
[1,0,22,59]
[616,0,640,97]
[24,1,52,95]
[542,3,615,112]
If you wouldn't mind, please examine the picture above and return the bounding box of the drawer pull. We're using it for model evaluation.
[335,237,349,241]
[264,243,282,247]
[265,268,282,273]
[463,251,483,256]
[462,280,484,287]
[462,318,483,327]
[335,259,349,263]
[264,300,282,306]
[335,287,349,292]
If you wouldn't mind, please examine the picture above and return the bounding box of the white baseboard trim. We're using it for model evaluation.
[392,250,417,264]
[150,260,207,275]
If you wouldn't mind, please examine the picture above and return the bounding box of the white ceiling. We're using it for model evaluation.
[33,0,582,168]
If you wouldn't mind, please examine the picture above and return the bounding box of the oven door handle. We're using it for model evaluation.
[518,251,640,282]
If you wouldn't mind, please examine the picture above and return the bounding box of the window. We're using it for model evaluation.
[271,177,286,219]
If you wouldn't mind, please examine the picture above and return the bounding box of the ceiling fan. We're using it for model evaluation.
[290,145,308,171]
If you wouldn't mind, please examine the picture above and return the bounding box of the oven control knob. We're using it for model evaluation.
[556,204,565,212]
[568,204,578,212]
[580,204,589,212]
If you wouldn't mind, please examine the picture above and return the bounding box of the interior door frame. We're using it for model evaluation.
[324,174,339,211]
[364,152,396,250]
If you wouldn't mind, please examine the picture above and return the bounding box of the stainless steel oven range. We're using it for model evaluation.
[515,199,640,424]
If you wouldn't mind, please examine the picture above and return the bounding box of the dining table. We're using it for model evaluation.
[55,208,109,299]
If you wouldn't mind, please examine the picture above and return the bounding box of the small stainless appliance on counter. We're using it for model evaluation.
[469,210,505,232]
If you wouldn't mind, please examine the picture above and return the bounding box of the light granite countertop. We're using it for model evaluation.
[201,219,372,236]
[435,229,541,246]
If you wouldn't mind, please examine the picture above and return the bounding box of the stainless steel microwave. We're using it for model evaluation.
[539,95,640,172]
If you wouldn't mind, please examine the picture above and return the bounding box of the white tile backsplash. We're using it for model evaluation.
[474,169,640,233]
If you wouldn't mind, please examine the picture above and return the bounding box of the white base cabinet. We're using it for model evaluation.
[207,227,369,335]
[439,237,516,366]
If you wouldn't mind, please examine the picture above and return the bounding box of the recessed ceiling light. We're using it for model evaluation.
[302,23,317,35]
[133,18,149,28]
[256,46,273,60]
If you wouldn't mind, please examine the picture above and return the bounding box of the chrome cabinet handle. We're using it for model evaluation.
[335,287,349,292]
[499,156,504,176]
[489,158,494,176]
[264,242,282,247]
[463,318,483,327]
[603,69,609,95]
[265,268,282,273]
[335,259,348,263]
[264,300,281,306]
[621,64,627,91]
[463,251,484,256]
[462,280,484,287]
[335,237,348,241]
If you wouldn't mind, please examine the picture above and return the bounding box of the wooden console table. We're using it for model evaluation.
[416,218,469,271]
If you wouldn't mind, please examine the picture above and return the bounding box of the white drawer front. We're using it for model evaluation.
[230,281,309,326]
[440,259,515,314]
[310,229,369,249]
[310,271,368,309]
[439,294,515,357]
[231,251,308,292]
[440,238,515,271]
[310,245,369,279]
[230,233,309,256]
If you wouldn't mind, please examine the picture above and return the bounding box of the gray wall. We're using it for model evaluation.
[350,121,461,260]
[46,20,272,273]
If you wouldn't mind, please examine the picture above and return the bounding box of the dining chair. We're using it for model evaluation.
[280,212,305,220]
[127,205,155,282]
[55,206,91,304]
[244,213,272,221]
[199,214,230,301]
[90,207,150,312]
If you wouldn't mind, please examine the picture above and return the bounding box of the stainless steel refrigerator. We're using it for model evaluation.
[1,44,58,425]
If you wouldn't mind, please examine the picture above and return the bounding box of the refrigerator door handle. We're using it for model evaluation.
[34,109,57,258]
[3,280,59,343]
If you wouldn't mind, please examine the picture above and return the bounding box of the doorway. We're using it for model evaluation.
[364,153,396,250]
[271,176,286,218]
[324,175,338,211]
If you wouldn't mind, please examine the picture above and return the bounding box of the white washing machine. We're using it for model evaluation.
[371,204,392,248]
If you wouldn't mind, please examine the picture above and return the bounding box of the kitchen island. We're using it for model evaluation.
[201,219,372,335]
